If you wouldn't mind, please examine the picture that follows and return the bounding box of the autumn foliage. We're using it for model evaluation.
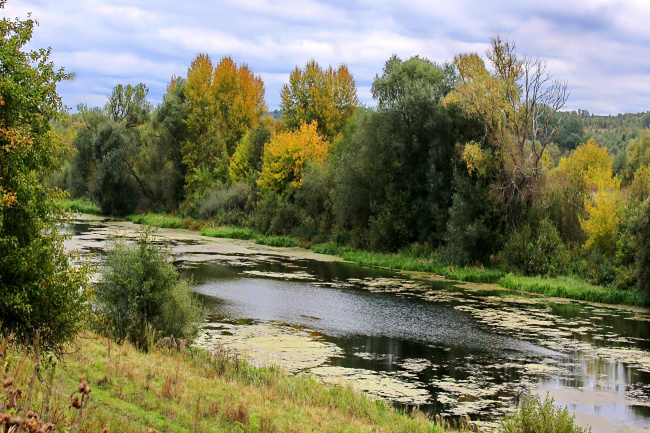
[257,121,329,195]
[183,54,266,196]
[280,60,359,142]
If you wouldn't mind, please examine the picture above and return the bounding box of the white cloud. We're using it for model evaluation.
[4,0,650,114]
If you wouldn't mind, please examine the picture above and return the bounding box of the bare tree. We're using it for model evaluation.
[486,37,569,226]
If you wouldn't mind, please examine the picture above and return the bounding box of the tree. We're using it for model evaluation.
[280,60,359,141]
[446,36,569,227]
[213,56,266,156]
[549,140,621,255]
[0,2,91,352]
[182,54,266,198]
[229,119,272,184]
[628,199,650,301]
[332,56,481,251]
[105,83,152,128]
[257,121,329,196]
[142,77,189,211]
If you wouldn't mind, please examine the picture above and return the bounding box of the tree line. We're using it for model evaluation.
[52,38,650,301]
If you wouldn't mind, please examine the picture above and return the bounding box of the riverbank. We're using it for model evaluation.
[2,331,456,433]
[118,212,646,308]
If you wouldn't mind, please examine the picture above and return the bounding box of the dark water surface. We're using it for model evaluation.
[67,218,650,432]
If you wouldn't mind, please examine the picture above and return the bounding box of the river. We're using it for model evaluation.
[65,215,650,432]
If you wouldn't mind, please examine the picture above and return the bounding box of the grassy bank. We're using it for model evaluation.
[56,197,102,215]
[124,212,646,307]
[1,332,454,433]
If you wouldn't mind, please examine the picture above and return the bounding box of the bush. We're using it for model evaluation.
[573,249,617,286]
[95,229,202,351]
[251,193,300,235]
[497,219,569,277]
[197,182,254,225]
[500,393,590,433]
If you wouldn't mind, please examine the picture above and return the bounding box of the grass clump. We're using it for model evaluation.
[498,273,645,306]
[500,393,590,433]
[56,197,102,214]
[254,235,299,248]
[95,228,202,351]
[125,213,185,229]
[199,225,258,240]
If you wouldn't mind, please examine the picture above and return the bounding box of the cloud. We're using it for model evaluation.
[4,0,650,114]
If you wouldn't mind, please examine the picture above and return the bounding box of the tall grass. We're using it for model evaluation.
[125,213,185,229]
[199,226,257,240]
[56,197,102,215]
[254,235,299,248]
[498,273,645,306]
[0,333,457,432]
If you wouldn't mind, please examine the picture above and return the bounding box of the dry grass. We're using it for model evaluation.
[1,332,458,433]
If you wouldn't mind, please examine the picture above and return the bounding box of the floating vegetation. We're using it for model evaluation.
[310,366,431,405]
[195,323,343,373]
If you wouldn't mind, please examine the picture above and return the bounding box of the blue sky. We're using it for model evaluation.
[5,0,650,114]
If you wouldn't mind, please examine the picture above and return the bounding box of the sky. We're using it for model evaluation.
[4,0,650,115]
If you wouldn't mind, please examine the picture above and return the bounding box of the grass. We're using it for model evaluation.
[1,333,458,433]
[498,273,646,306]
[124,212,645,307]
[125,213,185,229]
[199,226,299,247]
[312,242,504,284]
[56,197,102,215]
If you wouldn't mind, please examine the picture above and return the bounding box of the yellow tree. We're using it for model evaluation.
[280,60,359,142]
[445,37,569,226]
[183,53,223,193]
[183,54,266,196]
[213,56,267,156]
[550,140,621,256]
[257,121,329,196]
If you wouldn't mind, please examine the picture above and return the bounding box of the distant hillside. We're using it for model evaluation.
[582,110,650,149]
[264,109,282,120]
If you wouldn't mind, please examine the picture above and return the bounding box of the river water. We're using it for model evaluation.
[65,216,650,432]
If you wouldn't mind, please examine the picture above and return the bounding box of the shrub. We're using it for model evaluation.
[500,393,590,433]
[497,219,569,277]
[95,229,202,351]
[251,193,300,235]
[573,249,617,286]
[197,182,254,225]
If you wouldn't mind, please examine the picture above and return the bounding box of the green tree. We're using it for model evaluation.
[332,56,480,250]
[446,36,569,227]
[229,119,272,184]
[628,199,650,301]
[0,2,91,352]
[105,83,152,128]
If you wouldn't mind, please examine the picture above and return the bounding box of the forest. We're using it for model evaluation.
[48,37,650,305]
